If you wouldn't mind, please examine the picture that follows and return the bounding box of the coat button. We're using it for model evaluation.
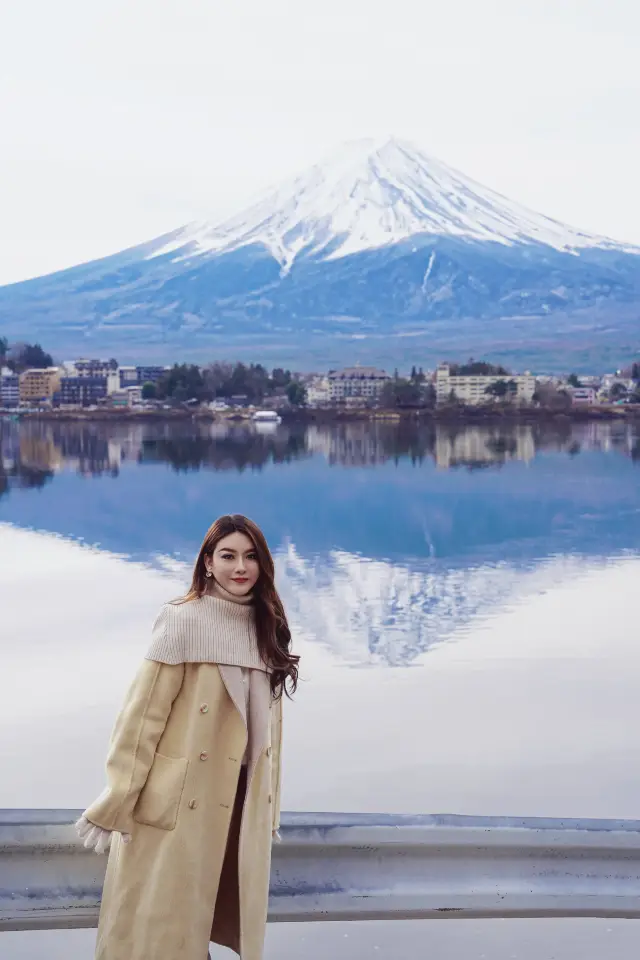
[266,747,272,757]
[188,799,198,809]
[200,704,209,714]
[199,751,208,761]
[268,794,272,804]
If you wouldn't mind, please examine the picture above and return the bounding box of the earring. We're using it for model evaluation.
[205,570,213,579]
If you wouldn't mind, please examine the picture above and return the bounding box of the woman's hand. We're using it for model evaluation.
[75,815,131,855]
[272,829,282,843]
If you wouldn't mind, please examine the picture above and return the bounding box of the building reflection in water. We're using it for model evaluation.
[0,418,638,497]
[433,425,535,469]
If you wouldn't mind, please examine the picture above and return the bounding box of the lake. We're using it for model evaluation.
[2,416,640,959]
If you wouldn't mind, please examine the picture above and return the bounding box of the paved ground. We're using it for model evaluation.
[3,918,639,959]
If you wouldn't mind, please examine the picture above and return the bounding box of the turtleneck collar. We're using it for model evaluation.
[206,579,254,606]
[145,584,268,671]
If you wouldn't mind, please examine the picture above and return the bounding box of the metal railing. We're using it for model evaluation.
[2,809,640,931]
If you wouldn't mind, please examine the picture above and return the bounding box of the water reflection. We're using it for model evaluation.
[277,546,615,666]
[0,515,630,670]
[3,522,640,824]
[140,426,310,473]
[3,418,640,960]
[1,418,638,489]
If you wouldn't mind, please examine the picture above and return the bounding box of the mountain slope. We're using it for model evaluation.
[0,137,638,370]
[147,138,632,268]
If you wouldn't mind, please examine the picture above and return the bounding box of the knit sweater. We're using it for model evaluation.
[144,582,268,672]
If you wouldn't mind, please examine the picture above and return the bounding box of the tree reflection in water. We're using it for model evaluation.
[0,417,638,501]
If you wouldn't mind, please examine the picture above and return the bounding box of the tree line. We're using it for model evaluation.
[0,338,54,373]
[144,362,307,406]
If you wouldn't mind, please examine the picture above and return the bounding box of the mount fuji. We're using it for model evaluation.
[1,137,639,370]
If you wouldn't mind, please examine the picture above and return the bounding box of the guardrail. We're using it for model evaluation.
[2,809,640,931]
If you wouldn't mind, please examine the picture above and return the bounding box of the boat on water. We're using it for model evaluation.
[251,410,282,424]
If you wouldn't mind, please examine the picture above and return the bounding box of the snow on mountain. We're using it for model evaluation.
[148,137,631,272]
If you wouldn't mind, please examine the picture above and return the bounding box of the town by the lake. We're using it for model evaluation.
[1,338,639,420]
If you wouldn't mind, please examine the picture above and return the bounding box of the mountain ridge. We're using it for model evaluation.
[0,137,638,371]
[144,137,637,270]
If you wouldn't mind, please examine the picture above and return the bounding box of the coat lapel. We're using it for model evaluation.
[219,665,272,779]
[218,664,248,728]
[218,664,271,763]
[247,670,271,765]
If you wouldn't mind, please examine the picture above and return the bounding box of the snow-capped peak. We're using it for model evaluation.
[149,137,630,270]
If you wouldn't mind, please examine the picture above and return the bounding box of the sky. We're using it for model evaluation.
[0,0,639,285]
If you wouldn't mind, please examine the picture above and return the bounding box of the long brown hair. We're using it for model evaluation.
[180,514,298,699]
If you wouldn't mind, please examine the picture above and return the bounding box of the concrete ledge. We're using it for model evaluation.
[3,810,640,931]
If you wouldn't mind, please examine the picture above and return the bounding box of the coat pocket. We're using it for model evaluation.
[134,753,189,831]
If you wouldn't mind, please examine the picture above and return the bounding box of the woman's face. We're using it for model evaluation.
[205,531,260,596]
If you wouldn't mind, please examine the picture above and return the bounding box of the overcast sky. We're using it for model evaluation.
[1,0,639,285]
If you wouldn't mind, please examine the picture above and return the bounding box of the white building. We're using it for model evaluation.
[126,385,143,404]
[108,386,141,408]
[64,358,120,394]
[328,367,390,403]
[119,366,139,388]
[0,367,20,408]
[435,364,537,405]
[600,374,634,399]
[306,376,330,407]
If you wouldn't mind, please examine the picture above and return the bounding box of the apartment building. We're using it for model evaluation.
[136,365,166,384]
[435,364,537,405]
[119,366,139,388]
[58,376,108,407]
[306,376,330,407]
[109,389,134,408]
[109,385,142,407]
[0,368,19,407]
[328,366,390,403]
[72,358,117,377]
[64,359,120,394]
[19,367,61,405]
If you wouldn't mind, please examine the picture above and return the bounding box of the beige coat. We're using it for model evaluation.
[84,657,283,960]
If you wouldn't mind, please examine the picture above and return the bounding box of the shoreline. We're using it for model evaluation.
[1,405,638,425]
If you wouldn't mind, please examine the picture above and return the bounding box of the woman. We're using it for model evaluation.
[76,514,299,960]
